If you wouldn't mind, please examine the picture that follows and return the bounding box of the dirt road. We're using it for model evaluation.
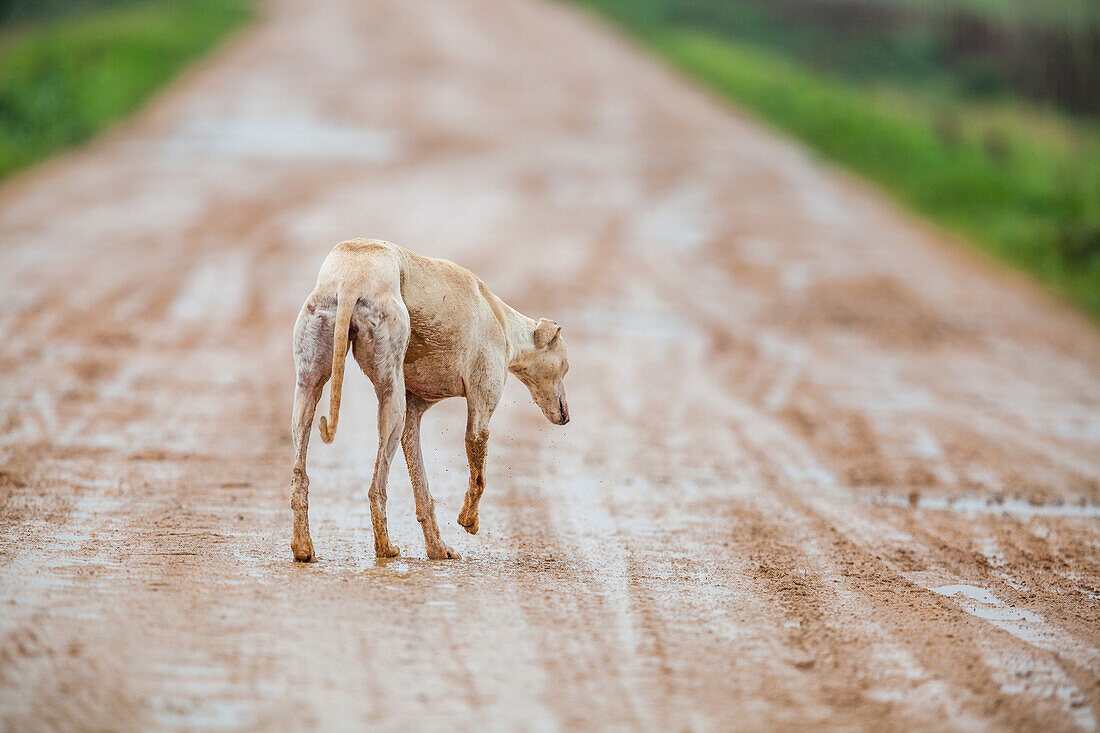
[1,0,1098,729]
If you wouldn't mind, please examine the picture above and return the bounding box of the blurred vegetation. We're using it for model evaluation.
[0,0,153,27]
[0,0,252,180]
[575,0,1100,318]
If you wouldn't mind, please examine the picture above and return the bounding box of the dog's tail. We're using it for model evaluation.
[318,285,356,444]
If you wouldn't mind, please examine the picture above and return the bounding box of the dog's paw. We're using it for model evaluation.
[457,511,479,535]
[291,534,315,563]
[427,542,461,560]
[375,542,401,559]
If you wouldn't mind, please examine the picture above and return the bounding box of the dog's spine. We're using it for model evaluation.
[318,287,355,444]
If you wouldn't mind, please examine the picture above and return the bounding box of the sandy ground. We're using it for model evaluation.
[0,0,1098,729]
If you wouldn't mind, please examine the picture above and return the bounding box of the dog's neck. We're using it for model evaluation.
[489,294,540,367]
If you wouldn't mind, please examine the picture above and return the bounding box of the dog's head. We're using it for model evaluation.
[510,318,570,425]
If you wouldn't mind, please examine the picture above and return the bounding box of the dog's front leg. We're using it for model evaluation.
[458,402,494,535]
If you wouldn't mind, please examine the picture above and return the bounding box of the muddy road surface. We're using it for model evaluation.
[1,0,1098,729]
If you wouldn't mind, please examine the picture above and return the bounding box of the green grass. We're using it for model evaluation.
[0,0,252,180]
[575,1,1100,318]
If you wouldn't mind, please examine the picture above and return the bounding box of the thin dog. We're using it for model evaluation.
[289,239,570,561]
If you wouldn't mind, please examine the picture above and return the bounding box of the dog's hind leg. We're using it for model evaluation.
[402,394,460,560]
[353,296,410,559]
[289,301,333,562]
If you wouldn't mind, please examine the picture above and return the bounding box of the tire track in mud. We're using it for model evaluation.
[493,260,987,728]
[513,195,1099,726]
[624,235,1100,728]
[503,316,988,729]
[495,431,820,729]
[727,398,1099,729]
[0,161,310,729]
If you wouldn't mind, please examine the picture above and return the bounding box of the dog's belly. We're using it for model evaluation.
[403,354,464,401]
[401,312,467,401]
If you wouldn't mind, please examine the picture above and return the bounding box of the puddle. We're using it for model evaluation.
[931,584,997,604]
[575,300,692,340]
[161,111,403,162]
[916,578,1096,731]
[170,250,251,324]
[149,697,253,731]
[628,182,716,255]
[930,585,1042,624]
[870,493,1100,518]
[147,660,258,730]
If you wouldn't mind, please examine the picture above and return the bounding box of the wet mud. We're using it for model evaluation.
[0,0,1097,729]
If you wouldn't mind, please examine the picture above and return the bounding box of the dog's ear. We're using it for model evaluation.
[533,318,561,349]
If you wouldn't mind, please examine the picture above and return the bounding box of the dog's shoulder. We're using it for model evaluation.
[403,248,481,287]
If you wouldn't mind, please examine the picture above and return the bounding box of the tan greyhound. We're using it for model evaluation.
[289,239,570,561]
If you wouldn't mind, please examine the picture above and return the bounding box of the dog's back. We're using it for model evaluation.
[316,238,503,360]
